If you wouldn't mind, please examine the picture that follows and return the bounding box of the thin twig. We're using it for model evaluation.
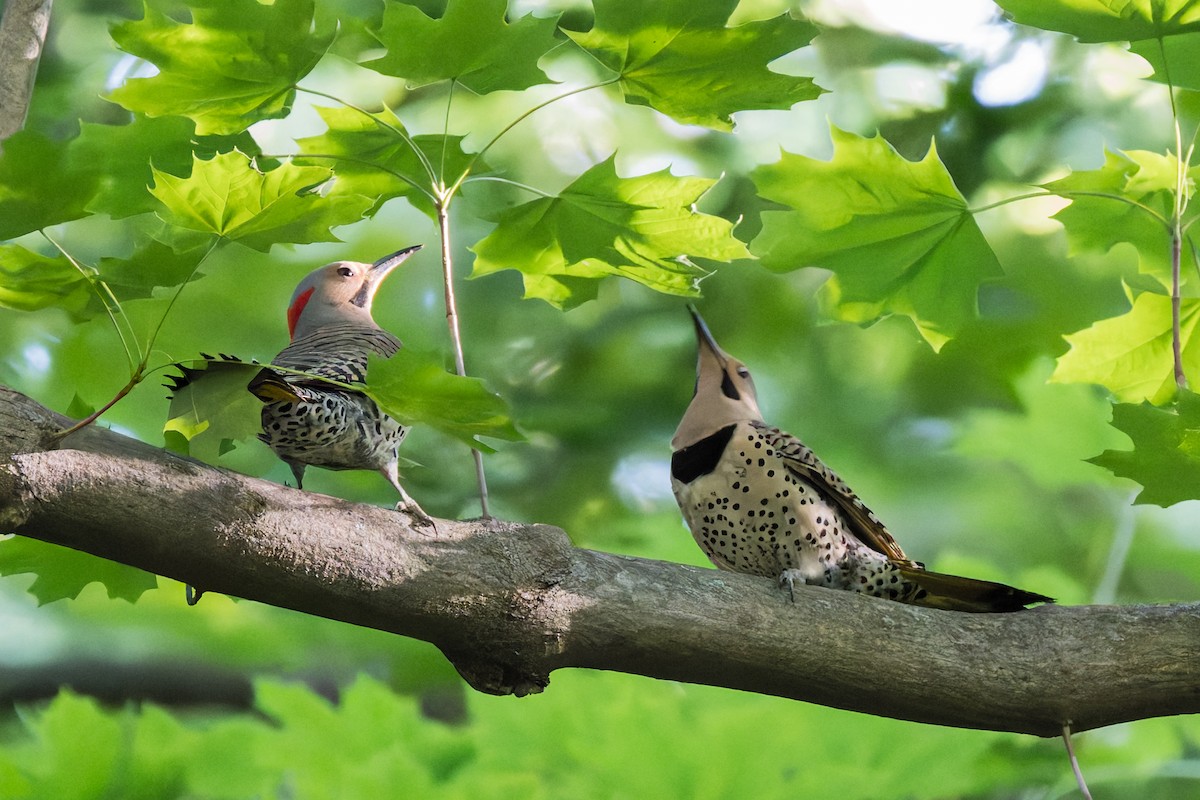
[1092,491,1137,604]
[437,201,491,517]
[1061,723,1093,800]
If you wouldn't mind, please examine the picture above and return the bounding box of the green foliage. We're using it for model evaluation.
[164,357,264,461]
[150,151,372,251]
[751,127,1001,350]
[0,246,91,314]
[5,0,1200,796]
[1044,149,1193,287]
[0,131,97,238]
[364,350,523,451]
[0,537,157,605]
[472,155,750,308]
[1052,291,1200,404]
[365,0,560,94]
[1090,390,1200,505]
[567,0,822,130]
[108,0,334,134]
[295,105,481,219]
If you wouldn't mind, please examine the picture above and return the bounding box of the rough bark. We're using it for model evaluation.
[1,385,1197,737]
[0,0,53,146]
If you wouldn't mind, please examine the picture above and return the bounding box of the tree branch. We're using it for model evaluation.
[0,0,53,147]
[1,385,1197,737]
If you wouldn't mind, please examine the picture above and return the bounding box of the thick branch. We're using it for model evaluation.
[0,0,52,146]
[1,386,1196,737]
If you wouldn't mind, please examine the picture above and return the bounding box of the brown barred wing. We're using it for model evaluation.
[752,421,914,565]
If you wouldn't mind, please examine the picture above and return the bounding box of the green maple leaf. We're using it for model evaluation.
[0,536,157,604]
[97,238,209,302]
[108,0,333,135]
[1044,149,1195,289]
[1090,390,1200,506]
[164,357,265,462]
[0,245,93,315]
[364,0,560,94]
[996,0,1200,87]
[471,154,750,309]
[150,150,373,252]
[750,127,1001,351]
[995,0,1200,43]
[295,106,484,219]
[1052,290,1200,403]
[0,130,98,239]
[363,350,522,452]
[567,0,821,130]
[69,115,196,219]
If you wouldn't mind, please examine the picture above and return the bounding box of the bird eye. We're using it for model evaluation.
[337,266,354,278]
[737,367,751,379]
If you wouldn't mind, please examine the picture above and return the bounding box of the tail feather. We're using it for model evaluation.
[899,566,1053,613]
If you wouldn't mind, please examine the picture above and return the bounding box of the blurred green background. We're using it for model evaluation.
[2,0,1198,797]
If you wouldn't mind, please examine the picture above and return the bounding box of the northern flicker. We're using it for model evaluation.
[670,308,1051,612]
[247,245,432,526]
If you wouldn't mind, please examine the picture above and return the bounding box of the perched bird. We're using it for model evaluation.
[670,308,1051,612]
[247,245,432,526]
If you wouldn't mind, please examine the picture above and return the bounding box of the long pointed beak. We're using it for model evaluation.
[688,304,727,366]
[370,244,423,283]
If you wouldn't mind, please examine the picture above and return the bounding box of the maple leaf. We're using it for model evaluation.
[567,0,821,130]
[751,127,1001,350]
[471,155,750,309]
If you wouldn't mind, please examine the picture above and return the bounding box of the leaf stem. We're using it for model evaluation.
[264,151,437,203]
[462,174,557,199]
[55,237,221,438]
[971,189,1171,230]
[436,200,491,518]
[445,77,621,201]
[295,85,439,184]
[42,231,139,371]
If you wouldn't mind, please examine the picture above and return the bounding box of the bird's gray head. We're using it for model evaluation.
[671,306,764,450]
[286,245,422,340]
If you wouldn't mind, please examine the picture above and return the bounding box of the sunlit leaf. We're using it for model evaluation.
[1043,149,1194,289]
[995,0,1200,43]
[150,150,373,251]
[1090,390,1200,505]
[1052,290,1200,403]
[567,0,821,130]
[0,131,98,239]
[0,536,157,604]
[364,0,560,94]
[471,154,750,309]
[363,350,523,452]
[295,106,484,219]
[108,0,334,135]
[0,245,93,314]
[164,356,264,462]
[751,126,1000,350]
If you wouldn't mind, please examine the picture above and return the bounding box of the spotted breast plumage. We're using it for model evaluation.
[670,307,1051,613]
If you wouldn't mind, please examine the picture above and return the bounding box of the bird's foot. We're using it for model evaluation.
[395,499,438,533]
[778,569,806,603]
[185,584,204,606]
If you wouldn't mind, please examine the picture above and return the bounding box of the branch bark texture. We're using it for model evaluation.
[1,386,1197,737]
[0,0,52,145]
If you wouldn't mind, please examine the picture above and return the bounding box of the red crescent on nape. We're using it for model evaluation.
[287,287,315,339]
